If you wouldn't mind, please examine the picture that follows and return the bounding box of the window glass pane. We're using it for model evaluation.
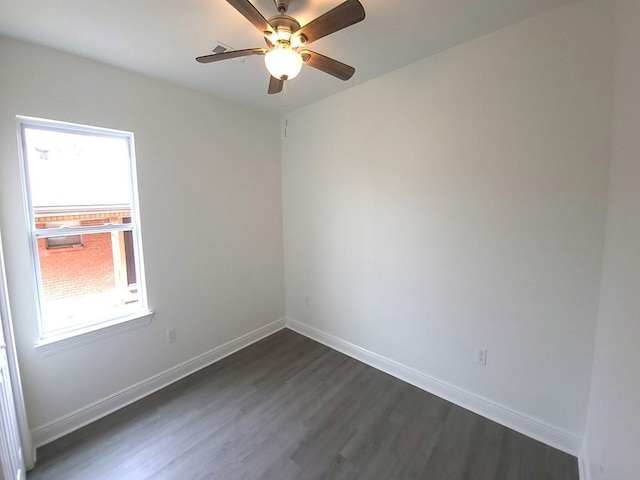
[22,127,132,229]
[38,231,140,334]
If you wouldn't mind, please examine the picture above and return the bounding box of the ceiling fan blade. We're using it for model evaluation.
[293,0,365,45]
[300,50,355,80]
[268,76,284,94]
[226,0,274,34]
[196,48,266,63]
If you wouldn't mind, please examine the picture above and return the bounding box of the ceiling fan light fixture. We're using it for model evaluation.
[197,0,365,94]
[265,44,303,80]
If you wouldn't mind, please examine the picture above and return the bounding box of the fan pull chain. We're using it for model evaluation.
[283,80,288,139]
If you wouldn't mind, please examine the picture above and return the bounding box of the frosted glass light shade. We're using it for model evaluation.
[265,46,303,80]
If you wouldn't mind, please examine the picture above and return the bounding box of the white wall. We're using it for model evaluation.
[582,0,640,478]
[0,37,284,433]
[282,0,612,441]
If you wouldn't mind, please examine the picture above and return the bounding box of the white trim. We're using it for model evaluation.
[579,444,592,480]
[0,232,34,470]
[286,317,582,456]
[34,310,154,356]
[35,224,133,237]
[31,317,286,447]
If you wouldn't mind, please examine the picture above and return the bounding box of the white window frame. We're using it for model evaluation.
[17,116,152,352]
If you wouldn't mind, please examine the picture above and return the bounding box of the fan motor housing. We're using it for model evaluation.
[268,14,301,34]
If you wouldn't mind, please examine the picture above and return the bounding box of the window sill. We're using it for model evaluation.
[34,310,154,356]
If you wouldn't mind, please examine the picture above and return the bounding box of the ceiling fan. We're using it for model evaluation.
[196,0,366,94]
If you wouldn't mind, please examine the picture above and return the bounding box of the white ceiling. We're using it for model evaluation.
[0,0,575,114]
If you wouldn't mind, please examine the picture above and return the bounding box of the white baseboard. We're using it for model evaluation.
[31,318,286,447]
[286,317,582,457]
[31,316,584,461]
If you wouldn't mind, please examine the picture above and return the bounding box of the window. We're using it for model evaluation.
[45,234,82,249]
[18,117,150,340]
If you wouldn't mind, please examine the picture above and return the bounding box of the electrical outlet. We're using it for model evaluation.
[476,348,487,366]
[167,328,176,344]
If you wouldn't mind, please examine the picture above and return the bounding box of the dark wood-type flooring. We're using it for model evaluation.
[28,329,579,479]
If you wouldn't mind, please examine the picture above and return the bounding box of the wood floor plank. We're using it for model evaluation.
[27,329,579,479]
[460,416,505,479]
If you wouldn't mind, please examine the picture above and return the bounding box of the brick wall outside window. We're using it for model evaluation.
[35,210,130,302]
